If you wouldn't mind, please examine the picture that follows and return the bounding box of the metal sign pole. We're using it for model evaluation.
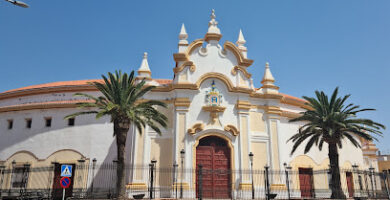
[62,188,66,200]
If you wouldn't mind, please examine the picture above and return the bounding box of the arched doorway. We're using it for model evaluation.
[196,136,231,198]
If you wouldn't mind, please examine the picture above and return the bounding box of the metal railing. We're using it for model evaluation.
[0,162,389,199]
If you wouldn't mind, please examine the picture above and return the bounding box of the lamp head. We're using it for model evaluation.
[248,152,254,162]
[180,149,185,159]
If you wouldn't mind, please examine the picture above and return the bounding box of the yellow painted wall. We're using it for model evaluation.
[270,121,280,170]
[249,112,265,132]
[135,129,145,179]
[240,116,250,182]
[0,150,88,191]
[251,142,268,170]
[150,138,173,187]
[177,113,186,160]
[378,160,390,172]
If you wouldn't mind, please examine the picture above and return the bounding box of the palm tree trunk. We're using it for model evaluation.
[114,119,130,199]
[328,142,346,199]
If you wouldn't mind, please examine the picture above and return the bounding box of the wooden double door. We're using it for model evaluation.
[196,136,231,198]
[299,168,314,198]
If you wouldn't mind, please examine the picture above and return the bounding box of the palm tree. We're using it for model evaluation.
[65,71,168,199]
[288,87,385,199]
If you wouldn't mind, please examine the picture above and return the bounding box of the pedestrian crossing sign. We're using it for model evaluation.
[61,165,72,177]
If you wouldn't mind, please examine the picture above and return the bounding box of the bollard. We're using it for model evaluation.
[198,165,203,200]
[285,168,291,200]
[265,166,270,200]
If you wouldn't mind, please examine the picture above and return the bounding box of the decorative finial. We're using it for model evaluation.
[236,29,246,46]
[260,61,278,94]
[207,9,220,34]
[179,24,188,39]
[178,23,188,46]
[211,9,216,20]
[137,52,151,78]
[236,29,247,58]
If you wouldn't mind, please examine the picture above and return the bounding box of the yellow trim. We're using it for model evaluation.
[173,97,191,107]
[261,84,279,90]
[173,53,189,62]
[202,105,226,126]
[186,39,204,55]
[126,183,148,190]
[223,41,254,67]
[173,61,196,74]
[238,183,252,190]
[172,182,190,190]
[265,106,282,115]
[187,123,205,135]
[224,124,240,136]
[236,100,251,110]
[231,66,252,78]
[270,184,287,191]
[204,33,222,42]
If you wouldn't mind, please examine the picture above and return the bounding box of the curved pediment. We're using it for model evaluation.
[174,39,254,68]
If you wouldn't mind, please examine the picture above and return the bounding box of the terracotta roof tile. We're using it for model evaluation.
[280,92,307,103]
[2,79,173,94]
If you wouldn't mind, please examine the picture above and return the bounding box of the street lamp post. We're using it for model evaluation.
[249,152,254,199]
[150,159,157,199]
[4,0,29,8]
[369,167,376,197]
[352,164,359,195]
[173,163,178,199]
[180,149,185,199]
[284,163,292,200]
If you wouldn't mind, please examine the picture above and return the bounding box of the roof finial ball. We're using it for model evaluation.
[137,52,151,79]
[207,9,220,34]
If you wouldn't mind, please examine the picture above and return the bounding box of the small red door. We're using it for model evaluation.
[299,168,314,198]
[196,136,231,198]
[346,172,354,197]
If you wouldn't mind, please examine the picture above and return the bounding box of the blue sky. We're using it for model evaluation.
[1,1,389,151]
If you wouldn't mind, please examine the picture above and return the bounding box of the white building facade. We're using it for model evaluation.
[0,11,380,199]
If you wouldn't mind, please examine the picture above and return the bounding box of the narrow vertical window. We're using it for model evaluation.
[45,117,52,127]
[7,119,13,130]
[25,118,32,129]
[68,118,75,126]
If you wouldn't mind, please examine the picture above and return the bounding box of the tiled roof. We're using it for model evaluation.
[2,79,173,94]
